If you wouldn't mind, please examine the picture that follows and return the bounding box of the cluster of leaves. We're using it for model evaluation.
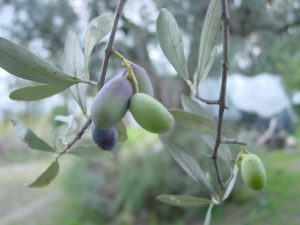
[155,0,242,223]
[1,15,120,187]
[0,1,248,224]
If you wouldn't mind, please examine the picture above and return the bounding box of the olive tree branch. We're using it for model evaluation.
[56,0,127,159]
[210,0,230,193]
[98,0,127,89]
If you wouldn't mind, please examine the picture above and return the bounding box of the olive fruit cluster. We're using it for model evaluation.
[239,153,267,191]
[90,63,174,150]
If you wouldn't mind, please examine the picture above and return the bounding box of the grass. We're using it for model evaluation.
[213,151,300,225]
[1,127,300,225]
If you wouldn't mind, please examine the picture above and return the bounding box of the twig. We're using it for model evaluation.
[211,0,230,193]
[98,0,127,89]
[195,94,229,109]
[195,94,219,105]
[221,138,247,146]
[57,119,92,157]
[79,79,98,86]
[56,0,127,159]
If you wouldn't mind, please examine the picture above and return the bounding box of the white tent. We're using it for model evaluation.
[198,73,291,120]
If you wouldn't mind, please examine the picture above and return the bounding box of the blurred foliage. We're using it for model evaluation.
[48,105,69,127]
[2,124,300,224]
[256,31,300,90]
[48,134,300,225]
[0,0,78,63]
[61,138,208,224]
[2,0,300,109]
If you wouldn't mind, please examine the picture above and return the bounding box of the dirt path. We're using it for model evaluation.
[0,191,62,225]
[0,159,72,225]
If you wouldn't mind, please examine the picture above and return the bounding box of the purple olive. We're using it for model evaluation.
[91,123,118,150]
[90,75,133,128]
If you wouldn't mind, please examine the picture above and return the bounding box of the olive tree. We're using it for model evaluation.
[0,0,267,224]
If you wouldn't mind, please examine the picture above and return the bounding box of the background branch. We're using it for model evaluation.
[57,0,127,159]
[222,138,247,146]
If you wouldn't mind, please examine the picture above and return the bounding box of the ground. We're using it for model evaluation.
[1,150,300,225]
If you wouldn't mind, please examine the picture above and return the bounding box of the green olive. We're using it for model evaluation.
[129,93,174,133]
[241,154,267,191]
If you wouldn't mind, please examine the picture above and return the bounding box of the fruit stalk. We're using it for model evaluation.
[113,51,141,93]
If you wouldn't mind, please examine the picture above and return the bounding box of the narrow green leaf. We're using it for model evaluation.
[116,121,128,143]
[11,119,54,152]
[181,95,212,118]
[29,160,59,187]
[84,14,114,71]
[201,47,218,82]
[204,203,214,225]
[157,194,211,207]
[195,0,221,85]
[54,115,78,141]
[62,31,87,113]
[62,31,85,78]
[156,8,189,80]
[170,109,234,136]
[160,136,214,194]
[0,37,79,85]
[9,83,70,101]
[54,115,74,128]
[68,145,114,161]
[181,95,236,138]
[201,134,232,165]
[222,164,239,201]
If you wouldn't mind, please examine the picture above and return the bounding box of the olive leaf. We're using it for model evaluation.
[54,115,76,133]
[52,115,78,150]
[160,136,215,194]
[181,95,236,137]
[29,160,59,187]
[156,8,189,81]
[157,194,211,207]
[9,83,70,101]
[84,14,114,74]
[67,145,114,161]
[204,203,214,225]
[0,37,79,85]
[62,31,85,78]
[201,47,218,83]
[195,0,221,86]
[181,94,213,119]
[201,134,232,166]
[222,164,239,201]
[11,119,55,152]
[170,109,234,136]
[62,31,87,114]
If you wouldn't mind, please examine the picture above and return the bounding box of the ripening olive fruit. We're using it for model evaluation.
[90,75,133,128]
[123,64,153,96]
[91,123,117,150]
[241,154,267,191]
[129,93,174,133]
